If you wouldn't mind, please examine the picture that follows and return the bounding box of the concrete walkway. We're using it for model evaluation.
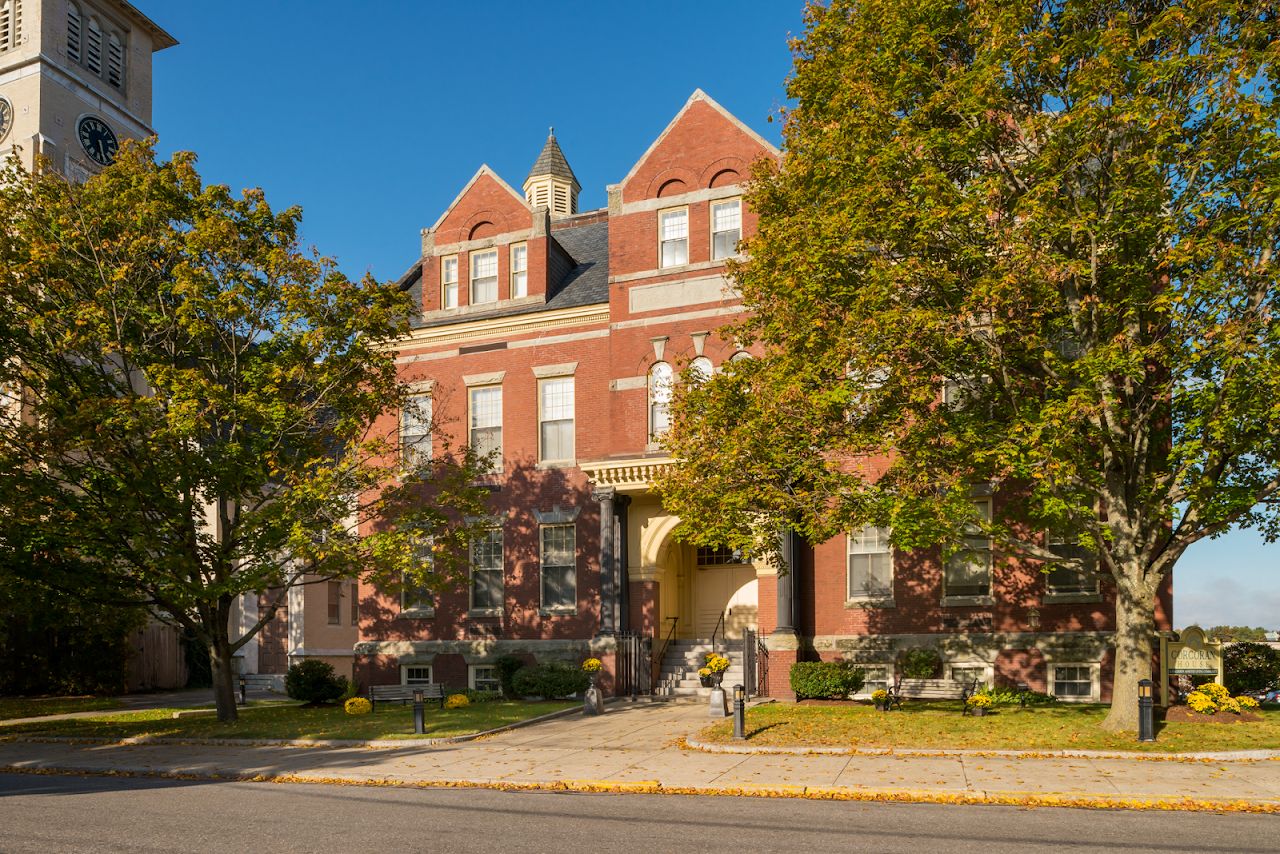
[2,700,1277,811]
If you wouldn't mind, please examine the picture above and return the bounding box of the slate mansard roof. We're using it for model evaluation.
[396,213,609,330]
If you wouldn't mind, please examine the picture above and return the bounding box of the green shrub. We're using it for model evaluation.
[790,660,865,700]
[511,661,590,698]
[284,660,347,705]
[899,647,941,679]
[1224,642,1280,695]
[985,686,1058,706]
[494,654,527,698]
[464,689,501,704]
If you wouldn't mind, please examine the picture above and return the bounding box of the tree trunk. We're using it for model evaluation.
[1101,573,1157,733]
[209,636,238,723]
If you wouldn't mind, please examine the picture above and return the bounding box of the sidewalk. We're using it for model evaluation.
[2,701,1277,812]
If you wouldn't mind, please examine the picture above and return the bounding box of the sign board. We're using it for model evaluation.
[1159,626,1224,706]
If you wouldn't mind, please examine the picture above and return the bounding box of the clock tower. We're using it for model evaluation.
[0,0,175,178]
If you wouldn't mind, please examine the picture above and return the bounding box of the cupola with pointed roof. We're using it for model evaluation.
[523,128,580,217]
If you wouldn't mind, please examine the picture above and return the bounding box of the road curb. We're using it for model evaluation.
[681,736,1280,763]
[3,762,1277,814]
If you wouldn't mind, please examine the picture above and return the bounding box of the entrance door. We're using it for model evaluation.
[693,564,758,639]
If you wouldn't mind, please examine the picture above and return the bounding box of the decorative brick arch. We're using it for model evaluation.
[701,156,750,188]
[644,167,698,200]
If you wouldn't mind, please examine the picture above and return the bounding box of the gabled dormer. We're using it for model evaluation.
[523,129,580,218]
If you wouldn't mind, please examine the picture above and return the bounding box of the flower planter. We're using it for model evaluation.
[969,706,987,717]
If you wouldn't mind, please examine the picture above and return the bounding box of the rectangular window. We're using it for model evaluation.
[696,545,746,566]
[350,580,359,626]
[1051,664,1095,700]
[510,243,527,298]
[470,665,500,693]
[538,376,574,463]
[402,665,433,686]
[400,391,432,462]
[469,385,502,473]
[947,664,989,689]
[711,198,742,260]
[858,665,890,697]
[327,580,341,625]
[470,249,498,304]
[659,208,688,268]
[540,524,576,611]
[441,255,459,309]
[401,534,434,614]
[470,527,504,612]
[1046,529,1099,595]
[847,526,893,599]
[944,499,992,598]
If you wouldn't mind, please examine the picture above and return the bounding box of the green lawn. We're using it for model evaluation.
[0,696,125,721]
[699,702,1280,753]
[0,699,577,741]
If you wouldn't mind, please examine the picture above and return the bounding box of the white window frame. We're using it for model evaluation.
[510,243,528,298]
[648,361,673,444]
[400,533,435,616]
[851,664,891,699]
[710,197,742,261]
[537,376,575,464]
[441,255,459,309]
[658,206,689,268]
[469,664,500,693]
[470,248,498,305]
[1044,528,1101,601]
[945,662,993,690]
[468,384,502,474]
[943,498,993,604]
[401,665,433,686]
[469,527,504,614]
[539,523,577,613]
[688,356,713,384]
[400,391,432,462]
[846,525,894,603]
[1049,662,1100,702]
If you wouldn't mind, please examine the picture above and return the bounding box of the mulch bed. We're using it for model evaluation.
[796,699,875,707]
[1164,704,1262,724]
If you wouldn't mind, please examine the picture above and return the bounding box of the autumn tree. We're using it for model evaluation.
[0,144,490,721]
[659,0,1280,731]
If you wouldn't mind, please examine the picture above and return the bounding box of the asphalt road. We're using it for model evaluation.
[0,772,1272,853]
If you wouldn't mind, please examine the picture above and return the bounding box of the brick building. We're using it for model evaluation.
[353,90,1172,702]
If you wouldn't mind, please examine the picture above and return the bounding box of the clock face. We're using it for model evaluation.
[77,116,119,166]
[0,98,12,142]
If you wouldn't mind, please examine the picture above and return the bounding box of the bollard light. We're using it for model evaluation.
[238,674,247,706]
[732,684,746,740]
[412,688,425,735]
[1137,679,1155,743]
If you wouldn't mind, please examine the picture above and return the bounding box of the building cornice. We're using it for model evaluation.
[388,303,610,352]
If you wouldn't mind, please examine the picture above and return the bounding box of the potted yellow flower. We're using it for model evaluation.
[965,691,993,717]
[701,653,730,688]
[871,688,890,712]
[582,657,604,716]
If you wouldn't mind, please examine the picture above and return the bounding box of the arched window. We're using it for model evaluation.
[106,32,124,88]
[66,3,81,62]
[688,356,713,384]
[85,16,101,75]
[729,350,753,362]
[648,362,673,442]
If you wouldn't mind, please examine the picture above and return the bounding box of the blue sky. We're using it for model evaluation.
[145,1,1276,630]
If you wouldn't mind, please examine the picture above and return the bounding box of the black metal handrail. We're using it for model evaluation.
[653,616,678,688]
[710,609,728,653]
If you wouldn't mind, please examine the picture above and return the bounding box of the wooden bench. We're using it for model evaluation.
[369,683,446,713]
[887,677,978,713]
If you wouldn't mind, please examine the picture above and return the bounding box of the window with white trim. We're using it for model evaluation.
[538,376,574,463]
[400,391,432,462]
[855,665,890,697]
[944,499,992,598]
[1050,663,1097,701]
[470,527,503,611]
[710,198,741,260]
[688,356,713,384]
[441,255,459,309]
[327,580,341,625]
[696,545,746,566]
[401,534,434,614]
[470,249,498,304]
[510,243,527,298]
[402,665,433,685]
[847,526,893,600]
[659,207,688,268]
[540,524,575,611]
[469,385,502,473]
[946,663,990,689]
[470,665,500,693]
[1046,528,1099,595]
[648,362,673,441]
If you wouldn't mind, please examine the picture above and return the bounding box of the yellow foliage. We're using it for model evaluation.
[444,693,470,710]
[343,697,372,716]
